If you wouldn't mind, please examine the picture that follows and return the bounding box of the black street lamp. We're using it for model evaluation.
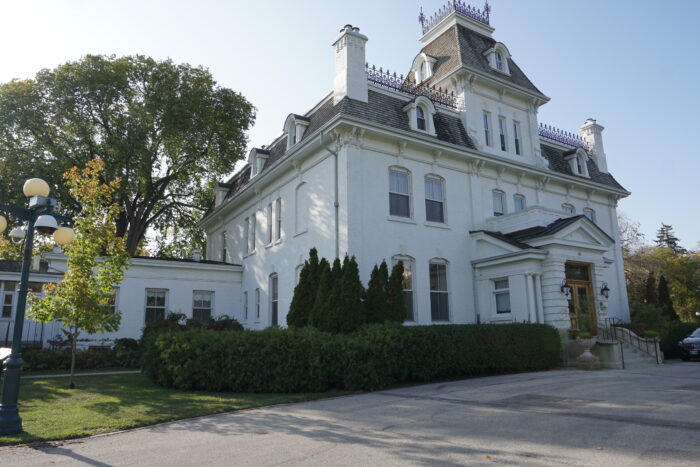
[0,178,74,435]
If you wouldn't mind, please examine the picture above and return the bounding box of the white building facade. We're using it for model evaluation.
[201,3,631,332]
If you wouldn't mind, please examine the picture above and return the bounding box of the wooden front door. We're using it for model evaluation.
[566,263,596,333]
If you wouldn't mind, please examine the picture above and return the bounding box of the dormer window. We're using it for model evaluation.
[495,52,504,71]
[564,148,590,178]
[411,53,437,84]
[284,114,310,150]
[484,43,512,75]
[403,96,437,136]
[248,148,269,177]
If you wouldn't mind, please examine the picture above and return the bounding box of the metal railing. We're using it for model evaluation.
[600,317,663,364]
[539,123,588,149]
[365,64,459,109]
[0,320,45,348]
[419,1,491,35]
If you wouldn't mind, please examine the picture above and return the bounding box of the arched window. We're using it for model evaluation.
[295,183,308,233]
[389,167,411,218]
[424,175,445,223]
[492,190,505,216]
[495,52,504,71]
[416,106,426,131]
[562,203,575,215]
[392,255,415,322]
[429,259,449,322]
[269,274,279,326]
[583,208,596,223]
[513,194,525,212]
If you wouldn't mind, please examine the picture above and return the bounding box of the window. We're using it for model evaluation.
[267,203,273,244]
[221,231,227,262]
[483,112,491,147]
[424,176,445,223]
[513,194,525,212]
[562,203,575,215]
[416,106,426,131]
[243,291,248,321]
[389,168,411,218]
[255,288,260,319]
[513,121,521,155]
[275,198,282,241]
[429,261,449,321]
[498,117,507,151]
[420,61,429,81]
[244,217,249,254]
[257,157,266,174]
[193,290,213,323]
[145,289,167,324]
[249,214,256,252]
[103,289,117,314]
[494,278,511,314]
[492,190,505,216]
[583,208,596,223]
[495,52,504,71]
[1,281,16,318]
[270,274,278,326]
[393,257,414,321]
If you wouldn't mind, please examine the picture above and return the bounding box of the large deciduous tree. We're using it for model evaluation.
[0,55,255,256]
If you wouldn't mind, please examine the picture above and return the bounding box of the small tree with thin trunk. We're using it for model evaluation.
[29,157,129,388]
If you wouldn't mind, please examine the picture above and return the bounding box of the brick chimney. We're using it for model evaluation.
[332,24,368,105]
[579,118,608,174]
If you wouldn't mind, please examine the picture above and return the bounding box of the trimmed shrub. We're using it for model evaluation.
[661,321,700,359]
[365,262,389,324]
[22,346,120,371]
[142,323,561,393]
[114,338,141,368]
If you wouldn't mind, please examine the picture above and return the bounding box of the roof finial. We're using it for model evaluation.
[418,7,426,29]
[484,0,491,22]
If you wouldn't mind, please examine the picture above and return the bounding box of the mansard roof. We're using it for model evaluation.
[540,144,625,190]
[420,24,543,95]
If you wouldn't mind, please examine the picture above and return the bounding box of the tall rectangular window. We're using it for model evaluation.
[193,290,213,323]
[255,288,260,319]
[267,203,273,245]
[275,198,282,241]
[270,274,278,326]
[145,289,167,324]
[483,112,491,147]
[498,116,507,151]
[1,282,16,318]
[424,176,445,223]
[244,217,249,254]
[250,214,256,252]
[243,291,248,321]
[393,258,414,322]
[389,168,411,218]
[221,231,227,262]
[429,262,449,321]
[494,278,511,314]
[513,194,525,212]
[493,190,505,216]
[513,121,521,155]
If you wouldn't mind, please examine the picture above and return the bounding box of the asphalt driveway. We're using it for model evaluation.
[2,361,699,466]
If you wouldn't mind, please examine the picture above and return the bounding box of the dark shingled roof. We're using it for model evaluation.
[0,260,53,274]
[470,230,536,250]
[540,145,626,190]
[420,25,543,95]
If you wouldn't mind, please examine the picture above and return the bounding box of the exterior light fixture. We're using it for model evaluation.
[9,226,26,243]
[22,178,50,198]
[600,282,610,299]
[561,279,572,299]
[0,215,6,234]
[53,226,76,246]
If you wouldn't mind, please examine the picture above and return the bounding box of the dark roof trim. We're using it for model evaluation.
[508,215,615,244]
[470,230,535,250]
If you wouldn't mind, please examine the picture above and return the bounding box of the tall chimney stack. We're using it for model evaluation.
[579,118,608,174]
[332,25,368,105]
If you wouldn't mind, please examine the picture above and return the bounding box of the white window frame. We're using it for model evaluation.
[493,278,511,314]
[492,190,506,216]
[249,214,256,252]
[562,203,575,215]
[513,121,521,155]
[243,290,248,322]
[389,167,412,219]
[255,288,261,320]
[269,274,279,326]
[424,175,446,224]
[392,255,415,322]
[483,112,492,147]
[267,203,273,245]
[275,198,282,241]
[498,116,507,152]
[145,288,168,325]
[513,194,525,212]
[221,230,227,262]
[192,290,214,323]
[495,52,504,71]
[243,217,249,255]
[429,259,450,322]
[416,106,427,131]
[1,281,15,319]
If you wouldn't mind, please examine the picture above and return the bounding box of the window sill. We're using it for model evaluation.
[387,216,416,225]
[293,229,307,238]
[265,242,274,250]
[423,221,450,230]
[274,238,283,246]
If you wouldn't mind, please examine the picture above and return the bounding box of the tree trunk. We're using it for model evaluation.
[69,324,78,389]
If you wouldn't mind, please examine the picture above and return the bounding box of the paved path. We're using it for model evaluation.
[1,361,699,466]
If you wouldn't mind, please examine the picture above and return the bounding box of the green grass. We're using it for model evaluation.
[0,373,344,446]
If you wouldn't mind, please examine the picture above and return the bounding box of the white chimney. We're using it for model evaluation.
[332,24,368,105]
[579,118,608,174]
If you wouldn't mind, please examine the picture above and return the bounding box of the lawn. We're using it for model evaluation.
[0,373,344,446]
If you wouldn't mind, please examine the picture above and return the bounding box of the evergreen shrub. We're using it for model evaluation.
[661,321,700,359]
[142,323,561,393]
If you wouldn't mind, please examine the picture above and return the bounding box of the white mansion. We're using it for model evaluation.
[1,2,630,347]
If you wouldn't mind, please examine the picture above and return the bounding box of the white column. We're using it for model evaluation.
[535,274,544,324]
[525,273,536,323]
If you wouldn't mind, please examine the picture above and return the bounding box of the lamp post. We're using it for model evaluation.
[0,178,74,435]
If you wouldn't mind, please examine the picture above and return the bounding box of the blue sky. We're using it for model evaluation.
[1,0,698,248]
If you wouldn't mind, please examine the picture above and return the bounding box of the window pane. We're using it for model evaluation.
[494,279,509,290]
[493,191,504,215]
[390,170,409,194]
[193,309,211,323]
[403,291,414,321]
[513,196,524,212]
[425,178,443,201]
[425,199,444,223]
[565,264,590,281]
[390,193,410,217]
[429,263,447,291]
[431,292,449,321]
[496,292,511,313]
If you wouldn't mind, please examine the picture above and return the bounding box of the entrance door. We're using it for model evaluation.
[565,263,596,333]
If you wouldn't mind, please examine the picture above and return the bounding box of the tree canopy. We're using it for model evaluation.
[0,55,255,256]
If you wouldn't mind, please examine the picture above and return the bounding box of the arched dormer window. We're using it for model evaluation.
[484,43,512,75]
[411,53,437,84]
[564,148,590,178]
[403,96,437,136]
[248,148,269,177]
[284,114,310,150]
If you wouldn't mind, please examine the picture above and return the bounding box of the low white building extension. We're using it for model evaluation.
[1,2,631,348]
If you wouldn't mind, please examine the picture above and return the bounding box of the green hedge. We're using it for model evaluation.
[661,321,700,359]
[21,347,120,371]
[142,323,561,392]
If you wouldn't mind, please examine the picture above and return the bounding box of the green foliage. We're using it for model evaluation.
[113,338,142,368]
[631,304,668,334]
[655,223,686,254]
[287,248,320,327]
[334,256,365,333]
[645,271,659,306]
[142,323,562,393]
[0,55,255,256]
[22,347,120,372]
[661,321,700,359]
[365,262,389,324]
[657,275,676,321]
[309,259,332,330]
[386,261,406,323]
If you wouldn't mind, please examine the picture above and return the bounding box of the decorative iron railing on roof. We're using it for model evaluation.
[365,63,459,109]
[419,1,491,35]
[539,123,587,149]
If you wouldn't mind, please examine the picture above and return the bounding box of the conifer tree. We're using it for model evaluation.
[645,271,659,306]
[335,256,365,333]
[655,223,686,254]
[657,275,677,321]
[309,258,331,330]
[287,248,320,327]
[386,261,407,323]
[365,262,389,324]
